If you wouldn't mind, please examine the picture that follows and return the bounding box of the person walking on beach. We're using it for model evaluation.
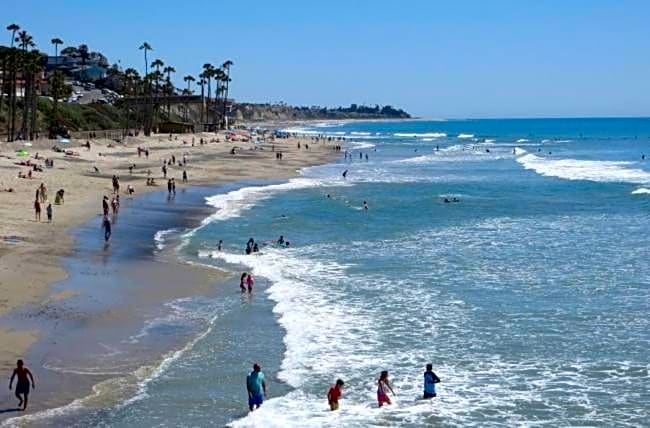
[102,215,112,242]
[9,359,35,411]
[246,274,255,292]
[240,273,247,292]
[327,379,345,411]
[102,196,109,216]
[167,179,173,195]
[34,199,41,222]
[423,364,441,399]
[182,170,188,183]
[377,370,395,407]
[246,363,267,411]
[46,203,53,223]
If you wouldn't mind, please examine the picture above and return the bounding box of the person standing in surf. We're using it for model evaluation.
[246,363,267,411]
[327,379,345,411]
[377,370,395,407]
[246,274,255,292]
[240,273,247,292]
[423,364,441,398]
[9,359,35,411]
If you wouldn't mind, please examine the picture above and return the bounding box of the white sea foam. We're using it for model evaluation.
[457,133,474,139]
[350,131,371,136]
[348,141,376,150]
[484,139,496,143]
[516,149,650,184]
[394,132,447,138]
[516,138,529,143]
[202,177,344,225]
[631,187,650,195]
[153,228,177,251]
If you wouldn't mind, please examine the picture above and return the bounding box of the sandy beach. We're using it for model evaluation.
[0,130,338,377]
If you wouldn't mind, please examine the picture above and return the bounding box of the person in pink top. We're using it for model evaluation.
[246,274,255,292]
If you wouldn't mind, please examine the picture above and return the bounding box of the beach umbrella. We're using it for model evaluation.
[59,138,71,144]
[16,150,29,157]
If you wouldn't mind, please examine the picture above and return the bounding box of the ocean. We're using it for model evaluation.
[7,118,650,427]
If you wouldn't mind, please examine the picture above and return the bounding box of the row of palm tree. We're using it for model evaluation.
[1,24,76,141]
[136,41,233,128]
[1,25,235,140]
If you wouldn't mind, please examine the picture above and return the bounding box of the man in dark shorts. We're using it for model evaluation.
[423,363,441,399]
[102,215,112,242]
[246,363,267,411]
[9,359,35,410]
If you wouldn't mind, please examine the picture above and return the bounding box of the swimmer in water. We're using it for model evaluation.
[240,273,247,292]
[363,200,368,210]
[342,170,348,178]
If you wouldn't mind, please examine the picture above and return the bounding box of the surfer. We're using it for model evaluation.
[342,170,348,179]
[423,364,441,399]
[277,235,285,245]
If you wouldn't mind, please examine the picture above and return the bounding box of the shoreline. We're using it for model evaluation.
[0,129,340,419]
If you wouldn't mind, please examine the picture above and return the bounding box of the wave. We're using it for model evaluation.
[153,228,177,251]
[350,131,371,136]
[347,141,376,150]
[393,132,447,138]
[516,150,650,184]
[202,177,344,225]
[516,138,529,143]
[631,187,650,195]
[457,133,475,139]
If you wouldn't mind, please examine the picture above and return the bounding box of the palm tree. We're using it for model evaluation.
[7,23,19,48]
[163,65,175,119]
[202,63,214,121]
[212,67,225,123]
[50,38,64,122]
[15,31,35,140]
[182,75,195,122]
[151,59,164,93]
[50,38,63,63]
[221,60,233,128]
[198,73,206,123]
[139,42,152,78]
[138,42,152,134]
[78,44,89,82]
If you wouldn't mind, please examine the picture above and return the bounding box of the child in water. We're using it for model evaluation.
[327,379,345,410]
[240,273,247,292]
[246,274,255,292]
[377,370,395,407]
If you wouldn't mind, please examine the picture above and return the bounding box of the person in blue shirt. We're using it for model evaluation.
[246,363,267,411]
[423,363,441,399]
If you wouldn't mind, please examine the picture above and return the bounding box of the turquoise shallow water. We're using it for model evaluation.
[9,119,650,427]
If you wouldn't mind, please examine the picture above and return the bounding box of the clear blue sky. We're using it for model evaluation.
[3,0,649,118]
